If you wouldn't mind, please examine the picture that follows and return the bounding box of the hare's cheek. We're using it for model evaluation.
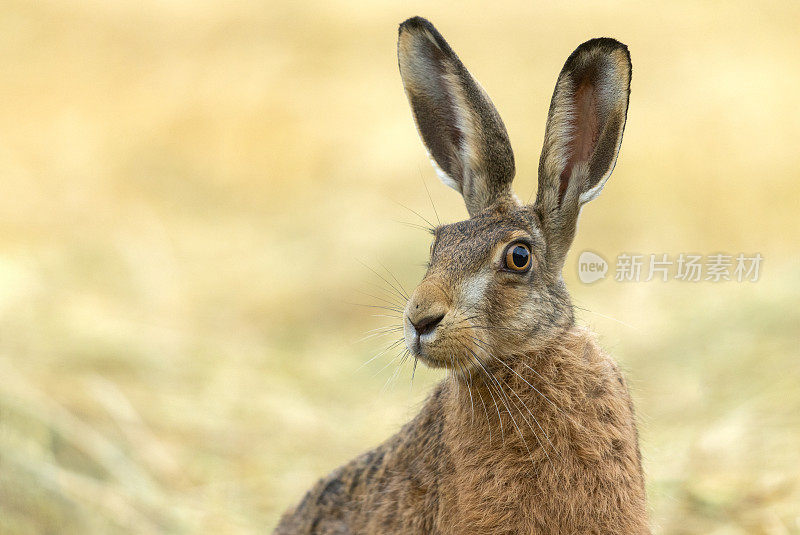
[457,272,491,313]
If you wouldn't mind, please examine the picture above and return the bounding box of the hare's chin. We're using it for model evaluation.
[405,337,449,369]
[414,350,449,369]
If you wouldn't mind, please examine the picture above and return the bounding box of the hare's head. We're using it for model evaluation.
[397,17,631,371]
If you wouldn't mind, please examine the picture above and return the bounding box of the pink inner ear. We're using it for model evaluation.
[559,80,600,204]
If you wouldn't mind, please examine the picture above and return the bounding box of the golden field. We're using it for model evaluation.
[0,1,798,533]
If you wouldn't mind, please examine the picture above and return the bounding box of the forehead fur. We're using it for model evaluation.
[430,203,542,273]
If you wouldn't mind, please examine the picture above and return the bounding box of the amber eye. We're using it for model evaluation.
[505,243,531,272]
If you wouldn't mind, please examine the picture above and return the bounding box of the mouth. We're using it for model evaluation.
[404,317,446,367]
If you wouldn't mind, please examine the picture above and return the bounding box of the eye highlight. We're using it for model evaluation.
[505,243,531,272]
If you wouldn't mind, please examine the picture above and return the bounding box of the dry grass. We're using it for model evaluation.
[0,1,798,533]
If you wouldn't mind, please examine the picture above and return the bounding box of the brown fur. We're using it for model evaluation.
[274,17,648,534]
[275,330,647,534]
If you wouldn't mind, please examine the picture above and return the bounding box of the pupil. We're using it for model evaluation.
[512,246,528,268]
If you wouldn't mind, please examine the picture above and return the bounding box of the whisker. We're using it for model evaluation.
[348,302,404,314]
[357,338,405,372]
[573,303,637,329]
[451,324,532,334]
[380,349,409,394]
[355,288,406,310]
[475,380,493,445]
[470,335,564,418]
[464,362,475,425]
[485,367,536,466]
[465,346,507,446]
[466,336,569,460]
[501,377,554,464]
[461,336,555,461]
[363,282,408,310]
[469,345,552,466]
[394,219,434,233]
[363,325,404,335]
[353,326,404,345]
[377,259,410,301]
[372,347,408,380]
[419,168,441,226]
[358,260,409,302]
[399,351,411,366]
[392,199,435,230]
[410,355,419,392]
[449,354,460,399]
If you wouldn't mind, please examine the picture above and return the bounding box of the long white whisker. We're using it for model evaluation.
[468,353,552,464]
[357,339,404,372]
[371,347,406,379]
[467,347,534,465]
[353,327,404,345]
[464,345,505,445]
[475,379,493,445]
[462,361,475,425]
[380,350,409,394]
[469,335,563,416]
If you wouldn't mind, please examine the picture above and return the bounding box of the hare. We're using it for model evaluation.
[274,16,648,534]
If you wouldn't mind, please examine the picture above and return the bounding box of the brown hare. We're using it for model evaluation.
[275,16,649,534]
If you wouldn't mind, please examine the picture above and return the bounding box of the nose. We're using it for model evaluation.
[405,278,450,343]
[410,313,444,336]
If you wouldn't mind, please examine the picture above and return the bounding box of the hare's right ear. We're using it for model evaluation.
[534,38,631,272]
[398,17,515,217]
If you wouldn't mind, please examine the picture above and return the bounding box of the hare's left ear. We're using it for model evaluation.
[535,38,631,272]
[398,17,515,216]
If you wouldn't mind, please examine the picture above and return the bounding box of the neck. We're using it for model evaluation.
[446,328,592,462]
[433,326,649,532]
[441,325,646,481]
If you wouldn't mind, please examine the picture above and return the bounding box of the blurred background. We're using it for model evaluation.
[1,1,798,533]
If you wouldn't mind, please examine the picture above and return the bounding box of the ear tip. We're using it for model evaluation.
[587,37,629,49]
[562,37,632,87]
[600,38,632,67]
[398,16,435,36]
[577,37,629,52]
[397,16,454,65]
[570,37,631,66]
[570,37,631,61]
